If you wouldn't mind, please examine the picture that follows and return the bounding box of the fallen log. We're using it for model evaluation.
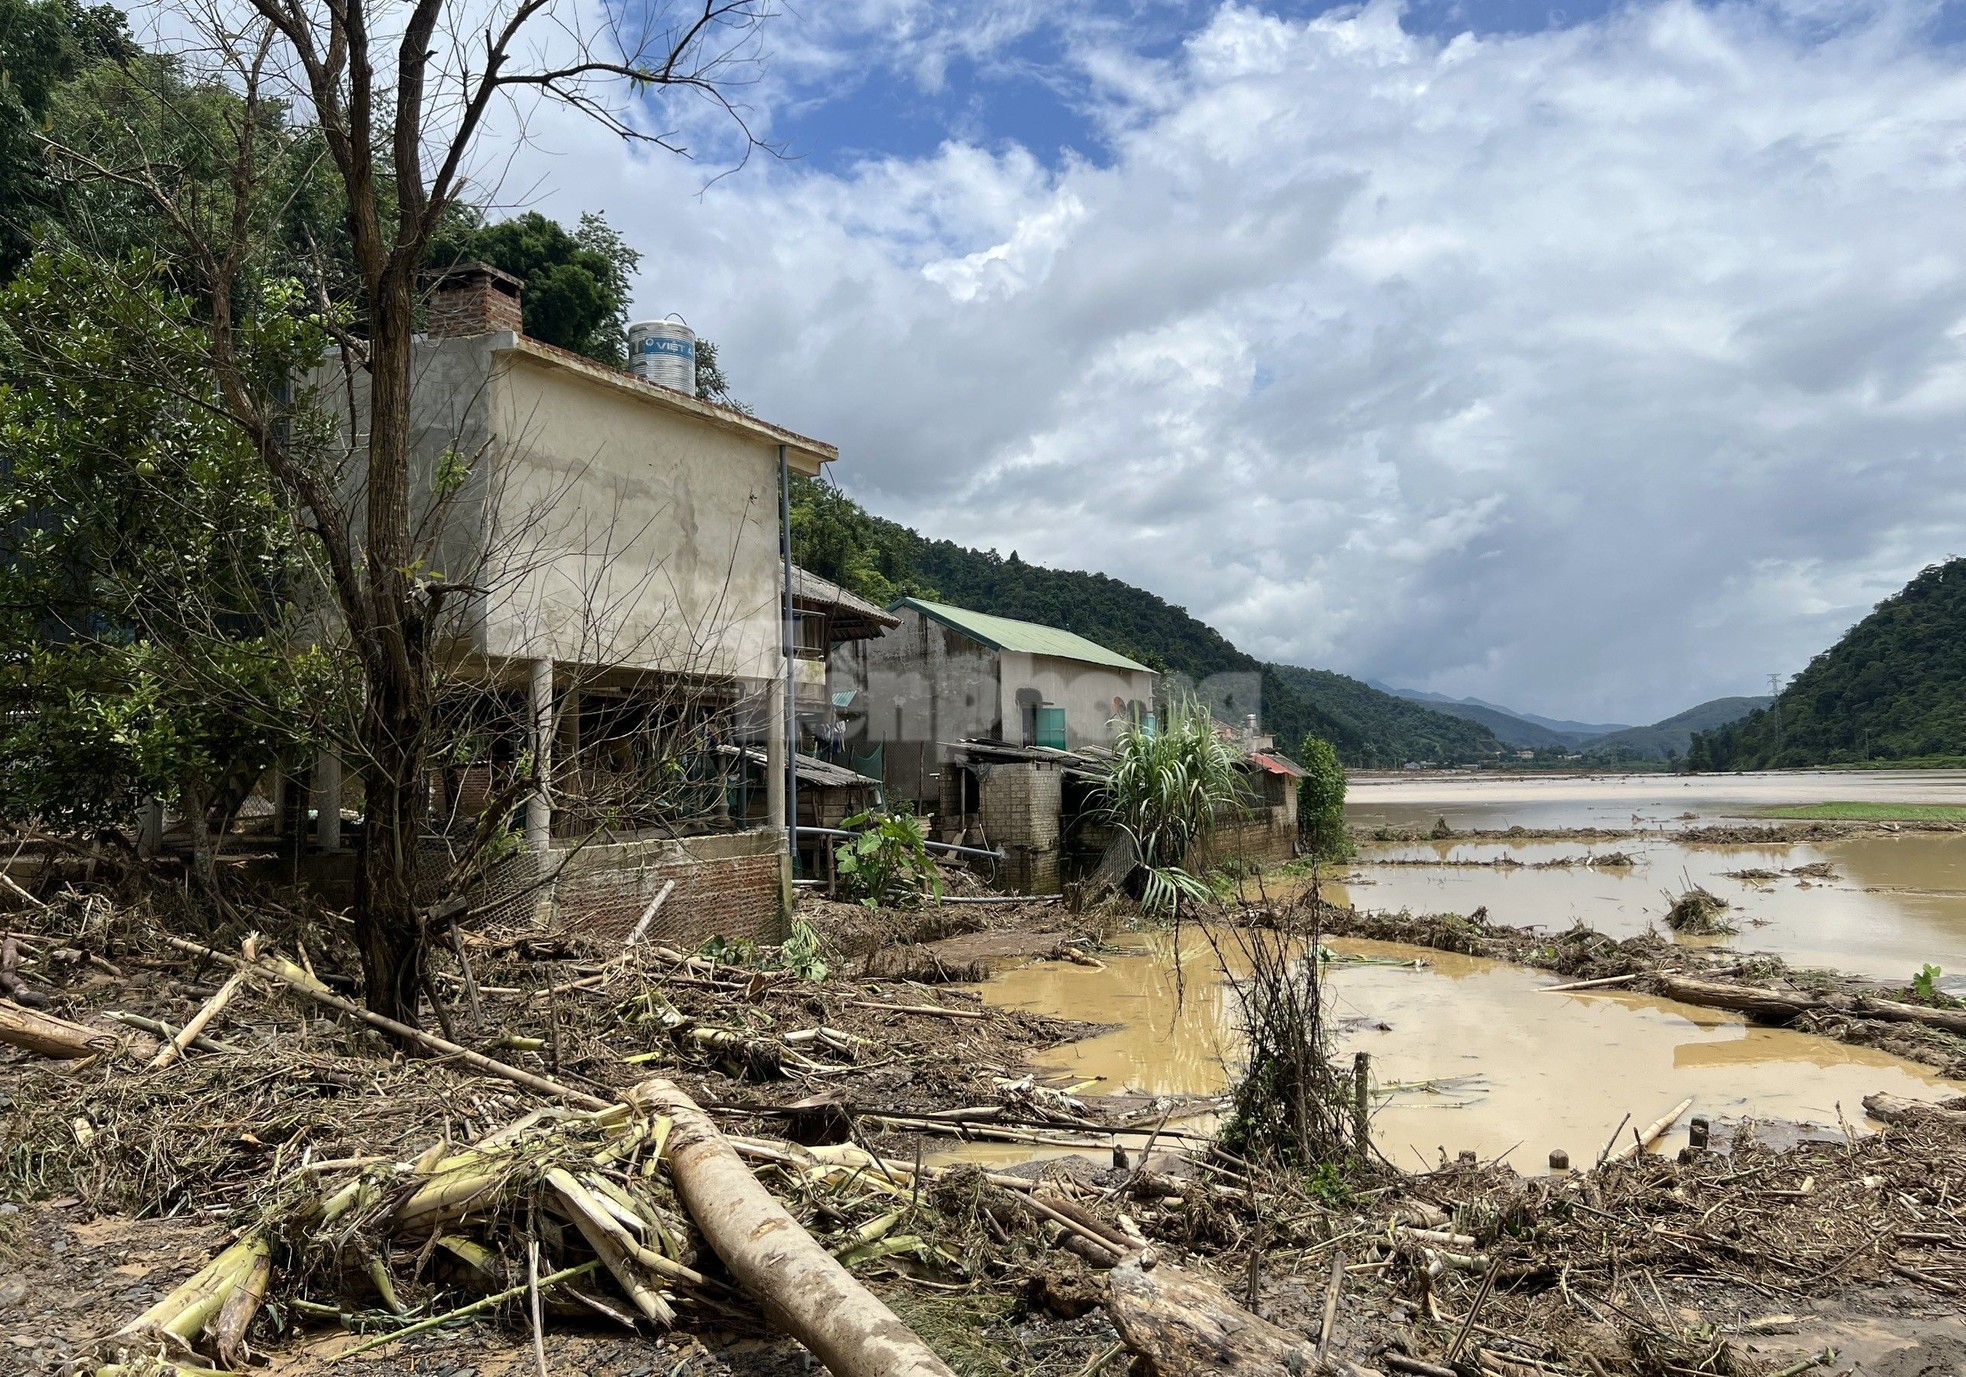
[1652,976,1820,1024]
[0,997,146,1060]
[1105,1254,1380,1376]
[1855,996,1966,1037]
[625,879,678,947]
[630,1078,958,1377]
[847,999,987,1021]
[1862,1093,1966,1129]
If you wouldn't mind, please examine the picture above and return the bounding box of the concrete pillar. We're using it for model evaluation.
[765,681,792,919]
[765,680,786,832]
[527,657,553,853]
[314,753,342,851]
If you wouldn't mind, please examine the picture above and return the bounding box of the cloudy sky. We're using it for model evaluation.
[493,0,1966,724]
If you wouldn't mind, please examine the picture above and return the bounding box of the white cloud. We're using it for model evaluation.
[497,0,1966,722]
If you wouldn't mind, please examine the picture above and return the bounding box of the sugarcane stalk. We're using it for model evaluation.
[114,1234,271,1346]
[543,1168,675,1325]
[837,1234,926,1270]
[435,1235,501,1278]
[831,1209,904,1255]
[329,1260,600,1362]
[211,1243,272,1368]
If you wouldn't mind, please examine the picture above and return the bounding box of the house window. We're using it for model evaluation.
[793,611,826,659]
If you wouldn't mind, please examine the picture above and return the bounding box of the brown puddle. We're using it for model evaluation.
[1311,832,1966,984]
[951,930,1954,1173]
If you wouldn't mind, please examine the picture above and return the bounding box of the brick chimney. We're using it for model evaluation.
[424,261,525,338]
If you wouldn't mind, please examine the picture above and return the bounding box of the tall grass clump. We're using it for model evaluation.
[1096,692,1245,919]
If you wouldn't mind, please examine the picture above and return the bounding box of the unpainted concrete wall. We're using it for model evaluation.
[995,650,1157,749]
[977,761,1063,892]
[484,350,784,682]
[832,607,1000,806]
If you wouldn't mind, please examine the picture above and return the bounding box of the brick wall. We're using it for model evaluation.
[428,269,523,338]
[977,762,1062,849]
[551,830,787,947]
[1189,806,1298,870]
[977,761,1063,891]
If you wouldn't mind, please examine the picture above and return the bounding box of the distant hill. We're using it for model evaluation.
[790,478,1505,767]
[1691,558,1966,769]
[1389,699,1583,750]
[1585,697,1771,762]
[1379,687,1628,744]
[1261,665,1510,767]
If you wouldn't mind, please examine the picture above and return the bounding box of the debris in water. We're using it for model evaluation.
[1664,886,1736,935]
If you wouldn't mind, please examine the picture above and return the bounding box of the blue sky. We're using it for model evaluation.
[506,0,1966,721]
[763,2,1966,176]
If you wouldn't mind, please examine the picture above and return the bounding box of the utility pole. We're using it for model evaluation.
[1767,673,1785,756]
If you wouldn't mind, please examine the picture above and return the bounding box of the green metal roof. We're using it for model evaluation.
[891,598,1155,675]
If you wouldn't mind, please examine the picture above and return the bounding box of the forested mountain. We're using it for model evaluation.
[790,479,1504,766]
[1586,696,1770,762]
[1384,688,1626,741]
[1393,699,1583,750]
[1690,559,1966,769]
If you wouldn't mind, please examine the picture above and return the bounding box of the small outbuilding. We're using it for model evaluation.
[831,597,1159,809]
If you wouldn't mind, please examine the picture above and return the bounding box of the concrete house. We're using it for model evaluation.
[829,598,1158,889]
[831,598,1158,803]
[318,262,837,944]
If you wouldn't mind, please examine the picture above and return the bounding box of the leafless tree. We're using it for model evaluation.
[38,0,777,1020]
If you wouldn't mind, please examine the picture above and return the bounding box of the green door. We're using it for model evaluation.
[1035,706,1067,750]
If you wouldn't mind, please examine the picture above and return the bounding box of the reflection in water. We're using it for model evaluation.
[1317,831,1966,983]
[970,932,1951,1171]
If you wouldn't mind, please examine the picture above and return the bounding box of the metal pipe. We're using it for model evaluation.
[778,444,797,868]
[794,825,1003,862]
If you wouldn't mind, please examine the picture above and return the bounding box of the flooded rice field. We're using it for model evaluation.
[1326,832,1966,984]
[1345,767,1966,832]
[958,929,1952,1172]
[957,770,1966,1172]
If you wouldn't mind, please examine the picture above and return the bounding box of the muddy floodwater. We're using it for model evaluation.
[960,930,1953,1171]
[954,771,1966,1171]
[1335,769,1966,986]
[1346,767,1966,833]
[1323,833,1966,985]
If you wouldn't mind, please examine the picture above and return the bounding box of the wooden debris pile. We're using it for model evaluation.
[1663,886,1735,935]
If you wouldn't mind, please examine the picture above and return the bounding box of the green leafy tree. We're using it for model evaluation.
[432,210,639,365]
[0,0,132,277]
[1296,735,1350,861]
[0,252,345,882]
[24,0,772,1024]
[789,476,938,607]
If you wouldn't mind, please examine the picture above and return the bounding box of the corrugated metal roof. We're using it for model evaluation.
[791,566,901,635]
[1249,751,1306,778]
[892,598,1155,675]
